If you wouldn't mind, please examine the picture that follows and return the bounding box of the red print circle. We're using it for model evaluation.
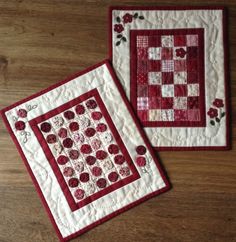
[46,134,57,144]
[69,122,79,132]
[119,167,130,177]
[15,121,25,131]
[80,144,92,154]
[91,166,102,177]
[114,155,125,165]
[75,104,85,115]
[80,172,90,183]
[91,111,102,120]
[136,157,146,167]
[96,123,107,132]
[84,128,96,137]
[63,138,73,148]
[63,167,74,177]
[74,189,85,200]
[96,150,108,160]
[86,156,96,165]
[57,155,69,165]
[96,178,107,188]
[108,144,119,154]
[69,149,79,160]
[64,110,75,120]
[17,109,27,118]
[108,172,119,182]
[40,122,51,133]
[68,178,79,188]
[58,128,67,138]
[136,145,146,155]
[86,99,97,109]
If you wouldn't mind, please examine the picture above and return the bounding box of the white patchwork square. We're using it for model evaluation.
[186,35,198,46]
[161,109,174,121]
[148,47,161,60]
[149,110,161,121]
[148,72,161,85]
[161,60,174,72]
[137,97,149,110]
[161,84,174,97]
[173,97,187,109]
[161,35,174,47]
[187,84,199,96]
[174,72,187,84]
[137,36,149,47]
[173,47,187,60]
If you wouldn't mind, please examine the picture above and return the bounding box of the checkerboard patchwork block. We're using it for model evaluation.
[133,29,205,127]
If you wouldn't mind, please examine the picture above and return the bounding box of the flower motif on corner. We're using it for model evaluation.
[207,98,225,126]
[175,48,186,58]
[114,12,145,46]
[13,104,38,143]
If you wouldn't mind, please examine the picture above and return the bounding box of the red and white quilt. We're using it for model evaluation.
[0,61,170,241]
[109,6,230,150]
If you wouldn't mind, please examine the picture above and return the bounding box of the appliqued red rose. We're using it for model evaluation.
[207,108,218,118]
[123,13,133,23]
[213,98,224,108]
[175,48,186,58]
[114,24,124,33]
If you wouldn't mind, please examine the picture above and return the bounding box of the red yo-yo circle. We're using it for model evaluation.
[91,166,102,177]
[84,128,96,137]
[57,155,69,165]
[96,150,108,160]
[63,167,74,177]
[86,99,97,109]
[58,128,67,138]
[91,111,102,120]
[80,172,90,183]
[96,178,107,188]
[136,145,146,155]
[64,110,75,120]
[75,104,85,115]
[46,134,57,144]
[119,167,130,177]
[63,138,73,148]
[114,155,125,165]
[108,172,119,182]
[96,123,107,132]
[74,189,85,200]
[40,122,51,133]
[69,149,79,160]
[15,120,26,131]
[80,144,92,154]
[136,157,146,167]
[69,122,79,132]
[85,156,96,165]
[108,144,119,154]
[68,178,79,188]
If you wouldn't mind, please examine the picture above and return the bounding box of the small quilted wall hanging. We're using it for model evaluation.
[109,6,230,150]
[0,60,170,241]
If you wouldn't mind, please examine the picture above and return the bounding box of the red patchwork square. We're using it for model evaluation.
[188,109,200,121]
[138,110,148,121]
[148,36,161,47]
[187,59,198,72]
[148,85,161,97]
[137,60,148,73]
[137,73,148,84]
[174,84,187,97]
[149,97,161,109]
[187,72,198,83]
[187,96,199,109]
[137,85,148,97]
[137,48,148,59]
[162,72,174,84]
[174,60,186,72]
[174,110,188,121]
[161,47,173,60]
[161,97,173,109]
[187,47,198,59]
[148,60,161,71]
[174,35,186,46]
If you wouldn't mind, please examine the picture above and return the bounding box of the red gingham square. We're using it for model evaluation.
[137,97,149,110]
[148,85,161,97]
[162,72,174,84]
[174,84,187,97]
[161,60,174,72]
[137,36,149,47]
[161,97,173,109]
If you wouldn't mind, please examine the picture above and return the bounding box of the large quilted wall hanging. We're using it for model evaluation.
[0,61,170,241]
[109,6,230,150]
